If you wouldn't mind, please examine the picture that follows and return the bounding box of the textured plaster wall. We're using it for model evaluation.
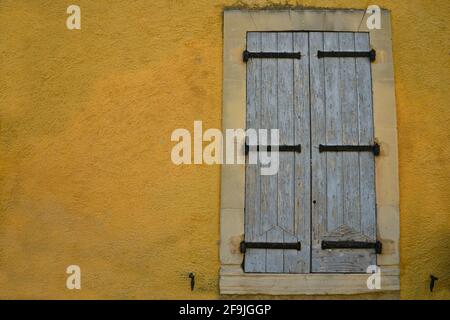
[0,0,449,299]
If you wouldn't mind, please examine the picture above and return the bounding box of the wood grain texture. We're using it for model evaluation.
[261,32,283,273]
[244,32,265,272]
[277,32,296,273]
[310,31,329,272]
[244,32,311,273]
[355,33,376,241]
[245,31,376,274]
[311,32,376,273]
[291,32,311,273]
[340,32,361,233]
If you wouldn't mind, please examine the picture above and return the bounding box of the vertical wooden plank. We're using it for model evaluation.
[261,32,283,273]
[277,32,294,237]
[355,33,376,242]
[290,32,311,273]
[244,32,265,272]
[277,32,298,273]
[310,32,327,272]
[324,32,344,233]
[339,33,361,233]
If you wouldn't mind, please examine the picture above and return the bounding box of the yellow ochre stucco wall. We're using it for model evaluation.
[0,0,449,299]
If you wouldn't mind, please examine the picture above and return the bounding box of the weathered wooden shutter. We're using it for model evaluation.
[244,32,311,273]
[310,32,377,273]
[244,31,377,274]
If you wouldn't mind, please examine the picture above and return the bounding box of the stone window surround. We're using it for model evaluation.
[220,9,399,295]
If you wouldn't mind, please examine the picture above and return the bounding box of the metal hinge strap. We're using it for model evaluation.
[243,50,302,62]
[245,144,301,155]
[317,49,376,62]
[240,241,301,253]
[319,143,380,156]
[321,240,382,254]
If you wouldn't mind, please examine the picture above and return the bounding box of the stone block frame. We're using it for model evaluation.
[220,9,400,295]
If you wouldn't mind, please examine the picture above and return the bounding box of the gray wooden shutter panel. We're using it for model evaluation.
[244,32,311,273]
[244,31,376,274]
[310,32,376,273]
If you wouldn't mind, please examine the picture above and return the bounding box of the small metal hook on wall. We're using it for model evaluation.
[189,272,195,291]
[430,275,438,292]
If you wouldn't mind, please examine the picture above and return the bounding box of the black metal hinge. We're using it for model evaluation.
[240,241,301,253]
[321,240,382,254]
[317,49,376,62]
[243,50,302,62]
[245,144,301,155]
[319,143,380,156]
